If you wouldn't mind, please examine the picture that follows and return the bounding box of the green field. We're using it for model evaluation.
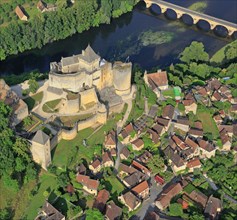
[43,99,61,113]
[24,91,43,110]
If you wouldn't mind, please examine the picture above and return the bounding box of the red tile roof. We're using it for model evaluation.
[132,180,149,195]
[131,139,144,148]
[187,158,201,169]
[93,189,110,212]
[147,71,168,88]
[76,174,99,190]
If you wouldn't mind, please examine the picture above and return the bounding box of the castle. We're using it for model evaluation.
[30,45,133,170]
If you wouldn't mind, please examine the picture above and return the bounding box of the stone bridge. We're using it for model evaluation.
[143,0,237,36]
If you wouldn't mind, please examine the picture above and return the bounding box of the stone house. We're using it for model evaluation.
[189,127,203,138]
[219,129,232,151]
[184,136,199,156]
[110,148,117,157]
[104,131,116,149]
[120,147,130,160]
[147,129,159,144]
[105,201,122,220]
[157,117,171,131]
[15,6,28,21]
[174,116,190,132]
[102,152,114,167]
[89,159,102,174]
[152,123,165,136]
[38,201,65,220]
[123,171,145,188]
[119,123,135,144]
[184,189,208,209]
[76,174,99,195]
[183,99,197,114]
[131,139,144,151]
[213,114,223,125]
[187,158,201,172]
[93,189,110,213]
[143,70,168,97]
[198,140,216,159]
[144,211,160,220]
[155,183,182,210]
[137,150,152,164]
[211,91,222,102]
[132,160,151,177]
[204,195,222,220]
[218,125,234,137]
[119,191,141,212]
[162,105,175,120]
[131,180,150,200]
[31,130,51,170]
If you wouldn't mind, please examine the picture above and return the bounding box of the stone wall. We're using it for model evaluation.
[61,125,78,140]
[49,72,93,93]
[80,87,98,109]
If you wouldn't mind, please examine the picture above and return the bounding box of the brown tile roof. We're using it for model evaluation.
[147,129,159,144]
[189,128,203,137]
[147,71,168,88]
[156,183,182,209]
[76,174,99,190]
[144,211,160,220]
[185,190,208,208]
[198,140,215,152]
[102,152,113,164]
[137,150,152,164]
[196,86,208,96]
[123,171,145,187]
[119,163,137,175]
[40,201,65,220]
[15,6,27,20]
[183,99,196,106]
[194,121,203,129]
[172,135,187,150]
[132,180,149,195]
[185,137,198,150]
[187,158,201,169]
[176,116,190,126]
[219,129,231,145]
[162,105,175,119]
[120,147,130,159]
[37,0,46,11]
[66,184,75,194]
[93,189,110,212]
[157,117,170,127]
[204,195,222,219]
[91,159,101,169]
[104,132,116,146]
[218,125,233,134]
[212,91,222,101]
[110,148,117,157]
[132,160,150,175]
[77,163,86,175]
[121,191,141,210]
[152,123,165,135]
[105,201,122,220]
[231,104,237,112]
[131,139,144,148]
[121,123,134,138]
[208,79,222,90]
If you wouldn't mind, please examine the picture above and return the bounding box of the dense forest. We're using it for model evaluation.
[0,0,138,61]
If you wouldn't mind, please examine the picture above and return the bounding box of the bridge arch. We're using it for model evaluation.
[142,0,237,37]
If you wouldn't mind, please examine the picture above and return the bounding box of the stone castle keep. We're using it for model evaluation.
[30,45,133,170]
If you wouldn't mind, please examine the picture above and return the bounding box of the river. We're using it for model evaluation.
[0,0,236,75]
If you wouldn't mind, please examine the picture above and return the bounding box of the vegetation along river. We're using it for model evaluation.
[0,0,236,75]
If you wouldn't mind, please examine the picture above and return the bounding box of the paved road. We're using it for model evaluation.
[145,0,237,29]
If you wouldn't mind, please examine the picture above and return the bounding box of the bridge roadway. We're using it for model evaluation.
[144,0,237,35]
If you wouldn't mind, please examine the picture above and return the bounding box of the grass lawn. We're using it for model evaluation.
[162,89,175,98]
[43,99,61,113]
[24,172,57,220]
[24,91,43,111]
[183,183,196,194]
[196,107,219,139]
[60,114,93,124]
[104,175,125,195]
[52,117,118,168]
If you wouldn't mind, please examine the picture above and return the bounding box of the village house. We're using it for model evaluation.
[105,201,122,220]
[123,171,145,188]
[37,0,47,12]
[110,148,117,157]
[137,150,152,164]
[119,123,135,143]
[208,78,222,91]
[37,201,65,220]
[164,146,186,173]
[15,6,28,21]
[131,139,144,151]
[120,147,130,160]
[76,174,99,195]
[172,135,189,151]
[162,105,175,120]
[131,180,150,199]
[213,114,223,125]
[231,104,237,113]
[184,189,208,209]
[144,70,168,97]
[104,131,116,149]
[76,163,87,175]
[155,174,165,185]
[211,91,222,102]
[189,127,203,138]
[119,191,141,212]
[132,160,151,177]
[102,152,114,167]
[185,136,199,156]
[147,129,159,144]
[152,123,166,136]
[155,183,183,210]
[93,189,110,213]
[219,128,232,151]
[187,158,201,172]
[89,159,102,174]
[204,195,222,220]
[218,125,234,137]
[144,211,160,220]
[157,117,171,131]
[174,116,190,132]
[198,140,216,158]
[177,198,189,210]
[183,99,197,114]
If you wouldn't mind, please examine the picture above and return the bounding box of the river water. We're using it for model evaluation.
[0,0,236,75]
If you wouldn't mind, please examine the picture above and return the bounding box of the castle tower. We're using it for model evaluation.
[31,130,51,170]
[97,103,107,124]
[113,62,132,96]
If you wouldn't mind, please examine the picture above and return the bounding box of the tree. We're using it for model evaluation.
[28,78,39,94]
[147,154,165,173]
[57,172,69,188]
[85,209,104,220]
[180,41,209,63]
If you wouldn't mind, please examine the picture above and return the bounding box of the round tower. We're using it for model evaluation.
[96,103,107,124]
[113,62,132,96]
